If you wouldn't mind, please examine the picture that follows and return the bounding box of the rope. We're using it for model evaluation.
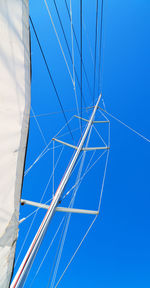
[98,107,150,143]
[29,16,74,142]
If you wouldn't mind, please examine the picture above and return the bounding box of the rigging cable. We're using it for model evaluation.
[98,107,150,143]
[53,0,85,111]
[53,118,110,287]
[64,0,92,102]
[25,116,74,176]
[80,0,82,133]
[48,126,93,288]
[83,19,94,65]
[30,109,74,118]
[69,0,81,128]
[27,147,107,285]
[29,217,65,288]
[55,149,110,288]
[31,106,47,146]
[15,146,64,266]
[93,0,99,105]
[98,0,104,95]
[29,16,74,142]
[93,124,107,146]
[44,0,74,85]
[24,144,62,177]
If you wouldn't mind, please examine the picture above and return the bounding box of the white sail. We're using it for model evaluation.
[0,1,30,287]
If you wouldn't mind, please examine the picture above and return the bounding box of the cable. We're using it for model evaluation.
[54,148,110,288]
[15,146,64,266]
[48,126,93,287]
[98,0,104,94]
[54,215,97,288]
[29,16,74,142]
[31,106,47,146]
[29,217,65,287]
[93,0,99,105]
[98,107,150,143]
[44,0,74,85]
[80,0,82,133]
[53,0,84,111]
[69,0,81,127]
[30,109,75,118]
[64,0,92,102]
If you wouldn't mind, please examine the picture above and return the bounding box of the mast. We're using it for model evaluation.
[11,94,102,288]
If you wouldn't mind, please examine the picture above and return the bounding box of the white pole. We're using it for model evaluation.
[11,94,101,288]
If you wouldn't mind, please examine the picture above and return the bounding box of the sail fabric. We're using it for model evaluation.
[0,1,30,287]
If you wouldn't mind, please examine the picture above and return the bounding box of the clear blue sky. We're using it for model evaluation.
[13,0,150,287]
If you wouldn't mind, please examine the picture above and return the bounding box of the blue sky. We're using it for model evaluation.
[13,0,150,287]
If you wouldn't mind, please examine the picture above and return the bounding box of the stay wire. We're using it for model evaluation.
[55,216,97,288]
[49,126,93,288]
[54,149,109,288]
[98,107,150,143]
[29,217,65,288]
[64,0,92,102]
[93,0,99,105]
[80,0,83,133]
[53,0,85,111]
[54,121,110,287]
[69,0,81,129]
[29,16,74,142]
[25,141,107,286]
[25,115,74,177]
[98,0,104,94]
[31,106,47,146]
[15,146,64,266]
[44,0,74,85]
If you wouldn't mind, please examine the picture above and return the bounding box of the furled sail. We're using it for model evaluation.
[0,1,30,287]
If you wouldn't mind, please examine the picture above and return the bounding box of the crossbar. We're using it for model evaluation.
[21,199,99,215]
[74,115,109,123]
[53,138,109,151]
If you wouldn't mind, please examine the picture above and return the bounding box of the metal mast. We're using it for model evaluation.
[11,94,102,288]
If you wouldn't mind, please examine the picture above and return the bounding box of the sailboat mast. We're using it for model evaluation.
[11,94,102,288]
